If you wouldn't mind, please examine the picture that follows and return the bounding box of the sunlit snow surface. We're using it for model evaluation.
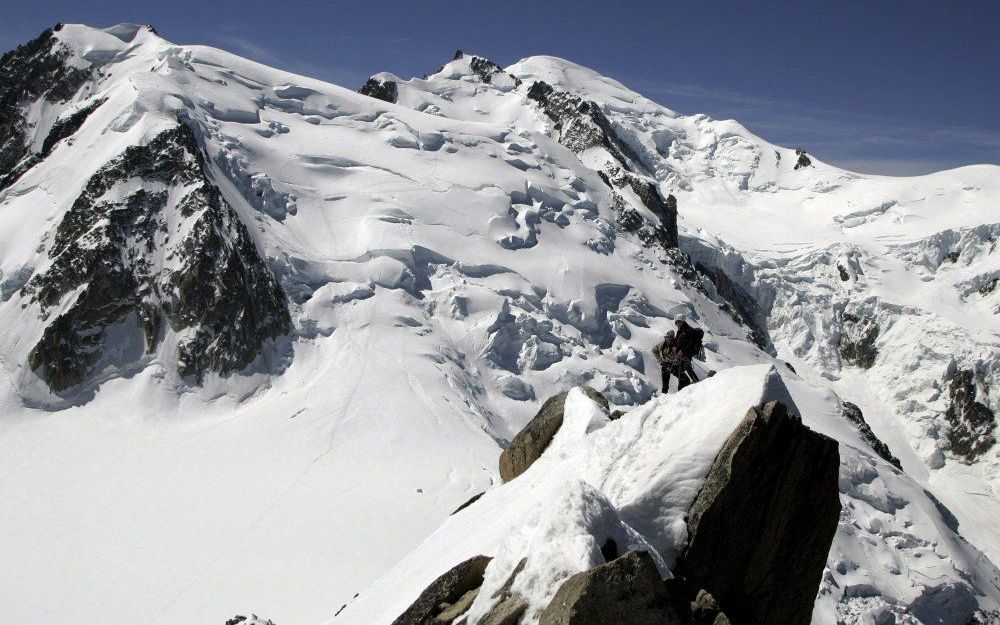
[0,24,997,625]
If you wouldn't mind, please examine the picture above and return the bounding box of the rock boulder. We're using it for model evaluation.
[681,401,840,625]
[538,550,680,624]
[391,555,492,625]
[498,386,608,482]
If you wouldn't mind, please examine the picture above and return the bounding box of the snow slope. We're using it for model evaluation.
[0,24,997,625]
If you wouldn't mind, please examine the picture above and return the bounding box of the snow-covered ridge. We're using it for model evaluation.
[336,367,1000,624]
[0,23,997,625]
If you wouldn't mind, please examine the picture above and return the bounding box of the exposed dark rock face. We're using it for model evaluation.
[469,56,503,84]
[450,491,485,515]
[842,401,902,469]
[391,555,492,625]
[538,550,680,624]
[794,148,812,170]
[694,261,773,353]
[526,80,640,165]
[601,163,678,248]
[434,52,520,88]
[358,77,398,103]
[525,79,677,250]
[680,401,841,625]
[40,97,106,156]
[944,369,996,462]
[498,386,608,482]
[604,186,642,232]
[0,26,93,189]
[979,277,998,296]
[23,122,290,391]
[839,311,879,369]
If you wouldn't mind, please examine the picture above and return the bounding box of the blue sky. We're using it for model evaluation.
[4,0,998,175]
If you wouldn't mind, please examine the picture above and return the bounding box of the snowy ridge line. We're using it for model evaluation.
[335,366,1000,624]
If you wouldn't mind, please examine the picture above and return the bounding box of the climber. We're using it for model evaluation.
[672,316,704,390]
[652,329,678,391]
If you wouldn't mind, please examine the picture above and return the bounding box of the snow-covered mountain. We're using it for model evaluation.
[0,23,997,625]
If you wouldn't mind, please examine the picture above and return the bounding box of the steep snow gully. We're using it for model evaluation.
[0,24,997,625]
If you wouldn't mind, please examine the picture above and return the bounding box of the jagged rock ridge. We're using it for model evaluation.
[524,77,678,249]
[842,401,902,469]
[0,24,93,189]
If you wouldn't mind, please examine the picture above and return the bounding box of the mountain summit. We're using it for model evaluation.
[0,24,997,625]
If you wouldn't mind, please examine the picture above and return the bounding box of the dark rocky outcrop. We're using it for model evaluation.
[359,77,398,103]
[538,550,680,624]
[23,122,290,391]
[1,26,93,189]
[437,51,520,88]
[601,163,678,248]
[525,79,677,251]
[944,368,996,462]
[526,81,640,165]
[225,616,275,625]
[978,277,998,296]
[469,56,503,84]
[680,401,841,625]
[498,386,608,482]
[450,491,485,515]
[842,401,902,469]
[794,149,812,170]
[694,261,773,353]
[839,311,879,369]
[40,97,106,156]
[391,555,492,625]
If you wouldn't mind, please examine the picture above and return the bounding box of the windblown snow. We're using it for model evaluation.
[0,23,997,625]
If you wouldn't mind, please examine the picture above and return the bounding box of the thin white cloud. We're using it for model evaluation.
[212,34,284,66]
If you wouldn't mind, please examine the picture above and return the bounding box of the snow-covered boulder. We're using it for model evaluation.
[498,386,608,482]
